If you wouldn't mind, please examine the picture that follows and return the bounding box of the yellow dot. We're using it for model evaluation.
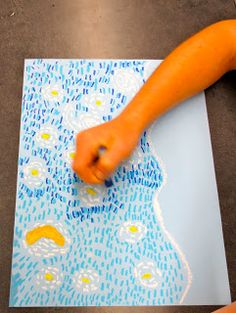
[51,90,59,96]
[69,152,75,159]
[141,273,152,280]
[31,169,39,176]
[129,225,139,233]
[41,133,51,140]
[44,273,54,281]
[81,277,91,284]
[86,188,97,196]
[95,99,102,106]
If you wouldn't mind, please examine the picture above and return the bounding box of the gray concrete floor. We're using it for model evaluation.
[0,1,236,312]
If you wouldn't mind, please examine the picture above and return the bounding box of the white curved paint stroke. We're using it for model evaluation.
[147,125,192,304]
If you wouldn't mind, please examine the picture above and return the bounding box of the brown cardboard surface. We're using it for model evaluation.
[0,1,235,312]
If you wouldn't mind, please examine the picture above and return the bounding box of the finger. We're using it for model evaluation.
[75,131,99,166]
[75,165,103,184]
[72,157,103,184]
[93,144,126,180]
[72,132,101,183]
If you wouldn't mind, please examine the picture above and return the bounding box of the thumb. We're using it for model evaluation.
[93,145,125,181]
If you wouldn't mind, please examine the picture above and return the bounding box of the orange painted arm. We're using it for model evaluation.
[73,20,236,184]
[120,19,236,131]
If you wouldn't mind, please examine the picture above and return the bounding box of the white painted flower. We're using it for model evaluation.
[63,103,102,132]
[82,92,110,114]
[23,221,71,258]
[78,184,106,205]
[23,161,46,187]
[35,126,58,148]
[112,69,143,98]
[118,221,147,244]
[134,261,162,288]
[73,269,99,293]
[36,266,63,290]
[143,60,161,81]
[64,146,76,165]
[42,84,64,102]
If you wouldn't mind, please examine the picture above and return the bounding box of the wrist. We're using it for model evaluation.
[117,109,146,135]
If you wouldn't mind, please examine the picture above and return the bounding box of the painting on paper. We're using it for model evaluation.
[10,59,230,306]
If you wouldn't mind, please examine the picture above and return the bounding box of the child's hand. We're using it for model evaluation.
[72,116,141,184]
[73,20,236,185]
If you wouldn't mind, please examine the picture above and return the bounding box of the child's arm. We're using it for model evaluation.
[73,20,236,184]
[213,302,236,313]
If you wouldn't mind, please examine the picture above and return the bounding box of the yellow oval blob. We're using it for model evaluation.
[81,277,91,284]
[69,152,75,159]
[141,273,152,280]
[44,273,54,281]
[129,225,139,233]
[95,100,102,106]
[86,188,97,196]
[31,169,39,176]
[41,133,51,140]
[51,90,59,96]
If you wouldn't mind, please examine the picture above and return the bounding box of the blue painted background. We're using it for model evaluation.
[10,59,190,306]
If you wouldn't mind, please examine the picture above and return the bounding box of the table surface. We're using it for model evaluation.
[0,1,235,312]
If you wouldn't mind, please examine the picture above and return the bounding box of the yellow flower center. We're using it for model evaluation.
[95,99,102,106]
[44,273,54,281]
[141,272,152,280]
[86,188,97,196]
[41,133,51,140]
[51,90,59,96]
[129,225,139,233]
[31,169,39,176]
[69,152,75,159]
[81,277,91,284]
